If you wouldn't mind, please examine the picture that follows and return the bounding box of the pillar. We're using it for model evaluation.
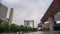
[48,16,55,31]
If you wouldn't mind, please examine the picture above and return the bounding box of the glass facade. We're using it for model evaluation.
[24,20,34,28]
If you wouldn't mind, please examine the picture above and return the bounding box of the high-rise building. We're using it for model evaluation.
[0,1,14,25]
[0,2,8,25]
[0,3,8,20]
[24,20,29,27]
[24,20,34,28]
[8,8,14,25]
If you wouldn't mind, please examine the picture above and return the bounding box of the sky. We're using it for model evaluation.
[1,0,53,27]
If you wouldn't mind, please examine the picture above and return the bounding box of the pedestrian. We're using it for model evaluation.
[17,32,20,34]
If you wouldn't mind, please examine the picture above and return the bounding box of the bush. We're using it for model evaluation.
[0,23,37,33]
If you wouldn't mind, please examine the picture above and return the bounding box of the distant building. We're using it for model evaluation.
[24,20,29,27]
[38,23,42,27]
[42,23,49,30]
[8,8,14,25]
[24,20,34,28]
[37,23,42,30]
[0,2,14,25]
[37,23,50,31]
[0,3,8,25]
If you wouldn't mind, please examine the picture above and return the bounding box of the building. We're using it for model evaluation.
[24,20,34,28]
[37,23,42,30]
[0,2,8,26]
[38,23,49,31]
[8,8,14,25]
[0,3,8,20]
[0,1,14,25]
[0,3,8,24]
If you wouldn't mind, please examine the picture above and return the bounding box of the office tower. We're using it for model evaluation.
[24,20,29,27]
[0,3,8,20]
[8,8,14,25]
[0,1,8,25]
[24,20,34,28]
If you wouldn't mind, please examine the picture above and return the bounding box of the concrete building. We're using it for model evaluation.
[0,1,14,25]
[24,20,34,28]
[40,0,60,31]
[0,3,8,20]
[8,8,14,25]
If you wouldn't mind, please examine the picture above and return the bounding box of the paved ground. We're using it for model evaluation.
[24,31,60,34]
[1,31,60,34]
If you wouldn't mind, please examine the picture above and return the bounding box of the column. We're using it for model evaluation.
[41,21,44,30]
[48,16,55,31]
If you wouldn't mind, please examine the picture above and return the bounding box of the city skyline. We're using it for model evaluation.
[1,0,53,27]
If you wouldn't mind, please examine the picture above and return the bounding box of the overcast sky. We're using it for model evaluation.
[1,0,53,27]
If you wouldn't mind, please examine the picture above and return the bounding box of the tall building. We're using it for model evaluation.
[8,8,14,25]
[24,20,29,27]
[0,1,8,25]
[0,3,8,20]
[24,20,34,28]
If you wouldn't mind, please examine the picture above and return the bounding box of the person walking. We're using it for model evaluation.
[17,32,20,34]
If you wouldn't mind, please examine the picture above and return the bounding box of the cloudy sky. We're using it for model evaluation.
[1,0,53,27]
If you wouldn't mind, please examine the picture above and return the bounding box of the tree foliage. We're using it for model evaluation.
[0,19,37,33]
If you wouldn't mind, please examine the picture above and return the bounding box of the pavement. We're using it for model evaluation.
[1,31,60,34]
[24,31,60,34]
